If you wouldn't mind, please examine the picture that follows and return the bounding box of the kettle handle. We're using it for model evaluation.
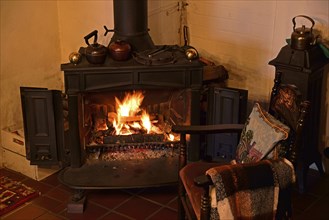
[84,30,98,46]
[292,15,315,32]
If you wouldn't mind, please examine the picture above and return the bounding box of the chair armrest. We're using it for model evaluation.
[193,174,213,220]
[194,174,213,187]
[172,123,245,134]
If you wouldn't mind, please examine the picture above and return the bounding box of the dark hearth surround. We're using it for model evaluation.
[56,50,203,213]
[59,50,203,183]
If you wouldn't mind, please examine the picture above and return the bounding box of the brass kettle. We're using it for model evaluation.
[291,15,317,50]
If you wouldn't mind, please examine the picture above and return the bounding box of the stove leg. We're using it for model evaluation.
[67,189,86,213]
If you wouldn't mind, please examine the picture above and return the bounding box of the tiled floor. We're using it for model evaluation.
[1,167,328,220]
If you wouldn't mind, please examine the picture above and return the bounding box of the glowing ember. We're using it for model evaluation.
[168,134,175,141]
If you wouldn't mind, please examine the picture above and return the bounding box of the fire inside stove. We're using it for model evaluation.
[83,89,190,162]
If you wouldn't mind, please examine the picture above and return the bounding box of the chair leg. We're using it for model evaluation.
[200,193,210,220]
[178,180,186,220]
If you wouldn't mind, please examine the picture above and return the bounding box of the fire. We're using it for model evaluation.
[115,91,144,118]
[107,91,176,141]
[141,111,151,133]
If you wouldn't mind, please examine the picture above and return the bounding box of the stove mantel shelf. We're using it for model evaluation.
[61,50,204,73]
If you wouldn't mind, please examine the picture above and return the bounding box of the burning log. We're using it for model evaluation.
[114,115,156,123]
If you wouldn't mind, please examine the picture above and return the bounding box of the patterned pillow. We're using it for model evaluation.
[235,103,290,163]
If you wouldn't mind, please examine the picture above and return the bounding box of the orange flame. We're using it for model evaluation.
[141,111,151,134]
[108,91,178,141]
[116,91,144,118]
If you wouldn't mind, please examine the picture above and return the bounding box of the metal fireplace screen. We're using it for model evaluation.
[81,89,191,163]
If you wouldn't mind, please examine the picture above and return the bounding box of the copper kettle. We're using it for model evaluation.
[291,15,317,50]
[84,30,108,64]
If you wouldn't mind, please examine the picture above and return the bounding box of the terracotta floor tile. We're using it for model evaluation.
[40,171,61,187]
[115,196,161,220]
[99,211,134,220]
[2,204,47,220]
[88,189,131,209]
[167,197,178,211]
[291,190,318,211]
[35,212,67,220]
[22,178,53,194]
[294,196,329,220]
[147,207,178,220]
[50,202,68,214]
[32,195,63,213]
[60,201,109,220]
[307,176,329,196]
[46,187,71,202]
[139,186,177,204]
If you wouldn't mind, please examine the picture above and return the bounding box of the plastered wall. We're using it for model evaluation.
[0,1,63,131]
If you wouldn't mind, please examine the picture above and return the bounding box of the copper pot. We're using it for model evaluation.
[109,40,131,61]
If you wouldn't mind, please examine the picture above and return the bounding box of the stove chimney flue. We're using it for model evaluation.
[110,0,155,52]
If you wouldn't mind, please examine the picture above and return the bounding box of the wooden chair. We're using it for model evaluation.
[172,71,310,220]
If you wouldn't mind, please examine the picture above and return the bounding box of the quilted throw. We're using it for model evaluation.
[206,159,295,220]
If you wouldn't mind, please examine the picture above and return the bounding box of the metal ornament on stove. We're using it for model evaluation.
[185,47,199,61]
[69,52,82,65]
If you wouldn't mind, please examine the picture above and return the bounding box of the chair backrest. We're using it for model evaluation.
[269,71,310,166]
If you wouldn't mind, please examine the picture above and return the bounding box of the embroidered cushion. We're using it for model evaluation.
[235,103,290,163]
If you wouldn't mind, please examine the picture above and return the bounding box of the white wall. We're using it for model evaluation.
[0,1,63,130]
[57,1,113,64]
[186,0,328,102]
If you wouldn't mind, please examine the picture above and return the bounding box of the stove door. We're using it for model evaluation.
[20,87,69,166]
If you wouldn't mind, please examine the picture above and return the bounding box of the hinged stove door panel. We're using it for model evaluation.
[206,87,248,161]
[20,87,67,166]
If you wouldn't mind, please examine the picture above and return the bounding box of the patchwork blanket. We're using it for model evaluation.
[206,159,295,220]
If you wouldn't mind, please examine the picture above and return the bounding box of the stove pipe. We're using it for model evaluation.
[109,0,155,52]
